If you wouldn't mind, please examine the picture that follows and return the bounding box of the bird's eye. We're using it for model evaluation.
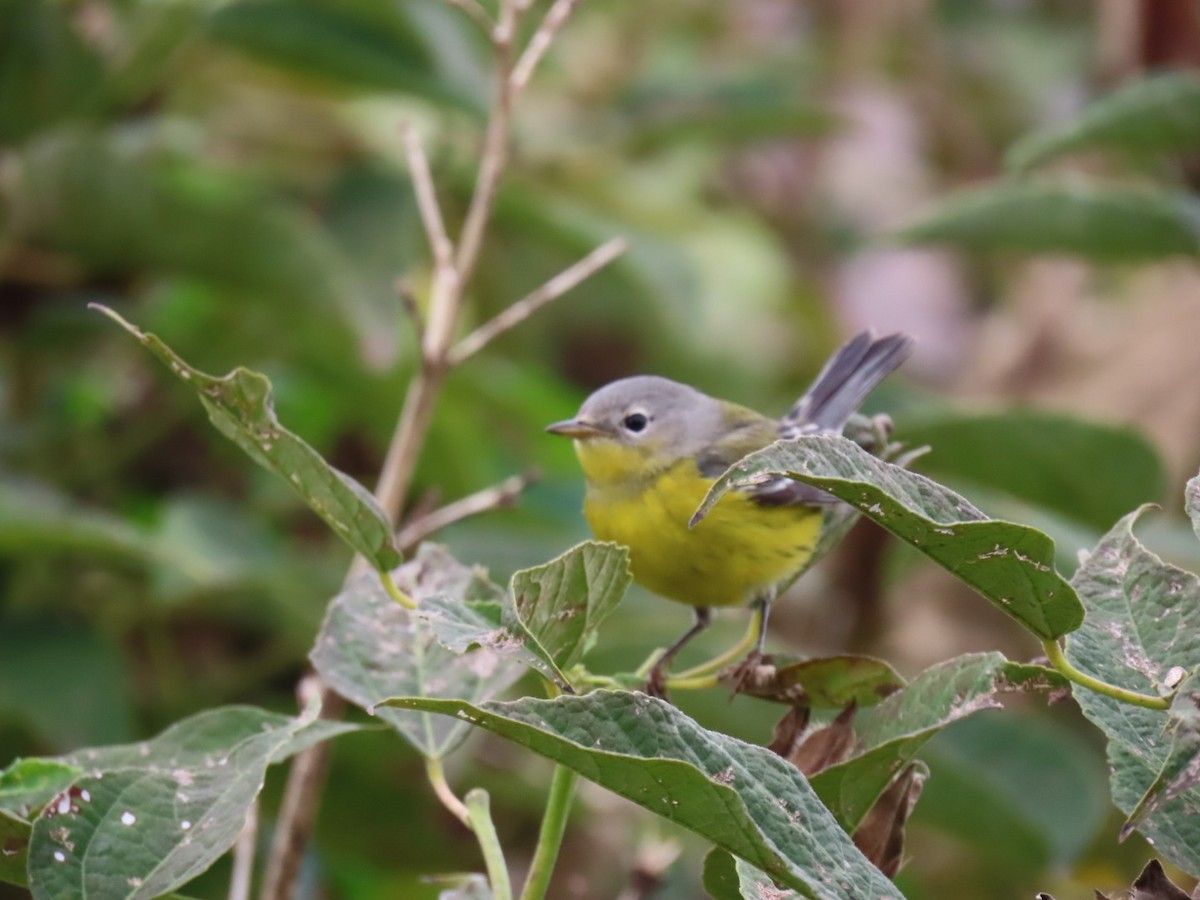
[622,412,649,433]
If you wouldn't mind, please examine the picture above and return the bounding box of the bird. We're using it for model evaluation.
[546,331,914,697]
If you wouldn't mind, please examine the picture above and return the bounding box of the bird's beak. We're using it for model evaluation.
[546,418,607,440]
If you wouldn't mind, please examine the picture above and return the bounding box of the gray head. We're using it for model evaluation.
[546,375,725,470]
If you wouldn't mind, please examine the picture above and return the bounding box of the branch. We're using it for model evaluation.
[397,471,537,551]
[511,0,583,91]
[452,1,518,298]
[402,123,455,275]
[228,800,258,900]
[450,237,627,366]
[259,678,342,900]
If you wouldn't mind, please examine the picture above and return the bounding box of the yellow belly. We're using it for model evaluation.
[583,462,822,608]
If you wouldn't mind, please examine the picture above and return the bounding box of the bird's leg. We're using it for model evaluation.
[728,590,775,692]
[645,606,712,699]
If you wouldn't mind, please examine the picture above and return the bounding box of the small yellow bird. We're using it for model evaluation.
[547,332,913,695]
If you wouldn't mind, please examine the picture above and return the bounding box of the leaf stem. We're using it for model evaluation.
[426,757,472,827]
[466,788,513,900]
[518,766,578,900]
[1041,639,1170,710]
[663,672,720,691]
[379,569,417,610]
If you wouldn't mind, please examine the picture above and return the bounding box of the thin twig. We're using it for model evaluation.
[453,1,518,297]
[397,471,537,551]
[260,683,344,900]
[229,800,259,900]
[511,0,583,91]
[450,237,626,366]
[402,123,455,275]
[443,0,494,33]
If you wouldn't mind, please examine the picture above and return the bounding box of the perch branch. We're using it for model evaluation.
[398,471,537,551]
[450,237,627,365]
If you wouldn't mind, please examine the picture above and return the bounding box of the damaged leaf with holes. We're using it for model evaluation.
[384,690,903,898]
[311,544,525,759]
[92,305,401,572]
[419,541,632,690]
[23,704,357,899]
[808,652,1065,832]
[698,434,1084,641]
[1066,499,1200,875]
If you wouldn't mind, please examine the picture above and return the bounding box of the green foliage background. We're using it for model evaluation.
[4,0,1200,897]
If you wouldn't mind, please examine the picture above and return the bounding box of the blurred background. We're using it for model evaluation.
[4,0,1200,897]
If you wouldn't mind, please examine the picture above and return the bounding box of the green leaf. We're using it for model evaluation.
[904,410,1166,532]
[311,544,524,758]
[897,181,1200,260]
[421,541,632,690]
[621,78,833,153]
[510,541,631,672]
[93,305,401,572]
[1008,72,1200,171]
[0,0,104,143]
[206,1,467,108]
[701,848,744,900]
[26,704,357,900]
[384,691,904,899]
[1067,506,1200,874]
[809,652,1062,832]
[0,622,134,749]
[0,760,80,817]
[0,809,30,887]
[12,132,362,311]
[919,711,1111,869]
[697,434,1084,640]
[736,655,905,708]
[1186,471,1200,543]
[0,477,149,563]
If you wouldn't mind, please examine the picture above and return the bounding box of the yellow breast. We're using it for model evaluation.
[581,455,822,609]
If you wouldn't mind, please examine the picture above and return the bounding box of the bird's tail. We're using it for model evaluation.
[783,331,914,437]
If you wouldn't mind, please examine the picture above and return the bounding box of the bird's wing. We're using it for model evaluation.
[694,408,837,507]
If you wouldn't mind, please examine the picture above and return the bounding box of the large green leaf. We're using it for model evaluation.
[0,623,134,750]
[0,0,104,143]
[1008,72,1200,171]
[311,544,524,758]
[0,477,149,563]
[1067,506,1200,875]
[24,705,357,900]
[94,306,401,572]
[904,410,1166,532]
[696,434,1084,640]
[918,711,1110,869]
[206,1,467,107]
[385,691,903,899]
[10,132,360,310]
[898,181,1200,260]
[808,653,1063,832]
